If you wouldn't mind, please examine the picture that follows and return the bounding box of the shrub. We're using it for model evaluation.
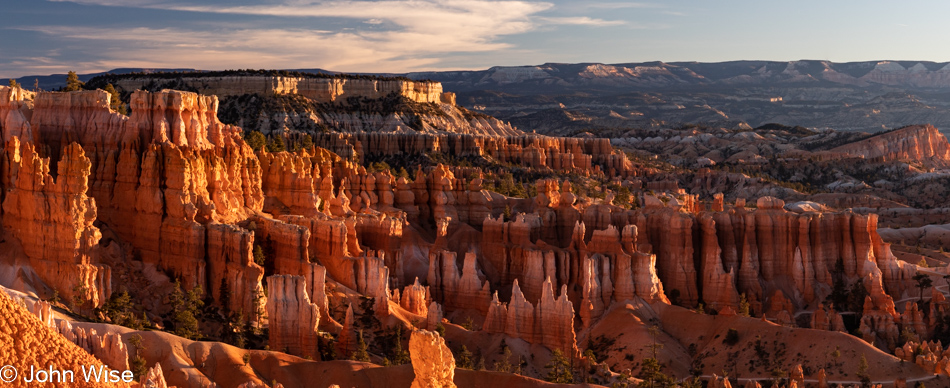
[724,328,739,345]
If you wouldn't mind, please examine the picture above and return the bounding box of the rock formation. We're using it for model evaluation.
[830,124,950,168]
[115,75,451,105]
[1,77,947,386]
[141,362,169,388]
[0,291,125,388]
[56,320,130,372]
[1,137,110,307]
[483,278,576,353]
[312,132,634,177]
[409,329,456,388]
[266,275,321,359]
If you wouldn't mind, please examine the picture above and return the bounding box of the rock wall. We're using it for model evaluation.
[13,88,265,302]
[206,223,265,315]
[266,275,321,359]
[312,132,635,178]
[1,138,110,307]
[427,250,491,314]
[483,278,576,353]
[115,76,450,105]
[831,124,950,168]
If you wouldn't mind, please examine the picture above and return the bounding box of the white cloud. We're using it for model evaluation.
[541,17,626,27]
[5,0,638,76]
[22,0,560,74]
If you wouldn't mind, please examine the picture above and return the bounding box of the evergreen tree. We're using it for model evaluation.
[738,293,751,317]
[856,354,871,387]
[253,244,266,266]
[545,349,573,383]
[636,358,674,388]
[219,277,231,315]
[914,273,933,304]
[8,79,19,88]
[65,71,84,92]
[168,280,204,340]
[612,186,632,208]
[389,326,410,365]
[266,135,286,152]
[101,291,143,329]
[352,330,371,362]
[493,345,512,372]
[245,131,267,152]
[295,134,313,151]
[103,83,127,115]
[637,325,675,387]
[457,346,474,369]
[128,334,147,380]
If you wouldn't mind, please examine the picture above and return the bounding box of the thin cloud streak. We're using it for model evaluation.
[540,17,626,27]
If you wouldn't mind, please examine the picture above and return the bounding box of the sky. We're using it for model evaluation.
[3,0,950,78]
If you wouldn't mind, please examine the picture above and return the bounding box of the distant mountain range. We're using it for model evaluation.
[16,60,950,135]
[404,61,950,135]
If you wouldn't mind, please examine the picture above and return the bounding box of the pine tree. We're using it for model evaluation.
[390,326,410,365]
[64,71,84,92]
[266,136,286,153]
[103,83,127,115]
[612,186,632,208]
[494,345,512,372]
[738,293,751,317]
[169,280,204,340]
[219,277,231,315]
[637,325,675,388]
[352,330,370,362]
[457,345,474,369]
[253,244,266,266]
[245,131,266,152]
[636,358,674,388]
[129,334,147,379]
[296,134,313,151]
[545,349,573,383]
[914,273,933,304]
[856,354,871,387]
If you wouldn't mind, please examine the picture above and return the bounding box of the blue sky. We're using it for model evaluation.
[3,0,950,78]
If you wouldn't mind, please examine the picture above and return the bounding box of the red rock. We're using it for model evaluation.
[409,329,456,388]
[764,290,794,325]
[267,275,321,359]
[336,304,357,358]
[141,363,169,388]
[426,301,443,331]
[830,124,950,168]
[0,85,33,142]
[427,250,490,314]
[486,278,575,352]
[56,320,129,371]
[206,223,265,317]
[400,278,430,316]
[698,214,740,312]
[1,138,110,307]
